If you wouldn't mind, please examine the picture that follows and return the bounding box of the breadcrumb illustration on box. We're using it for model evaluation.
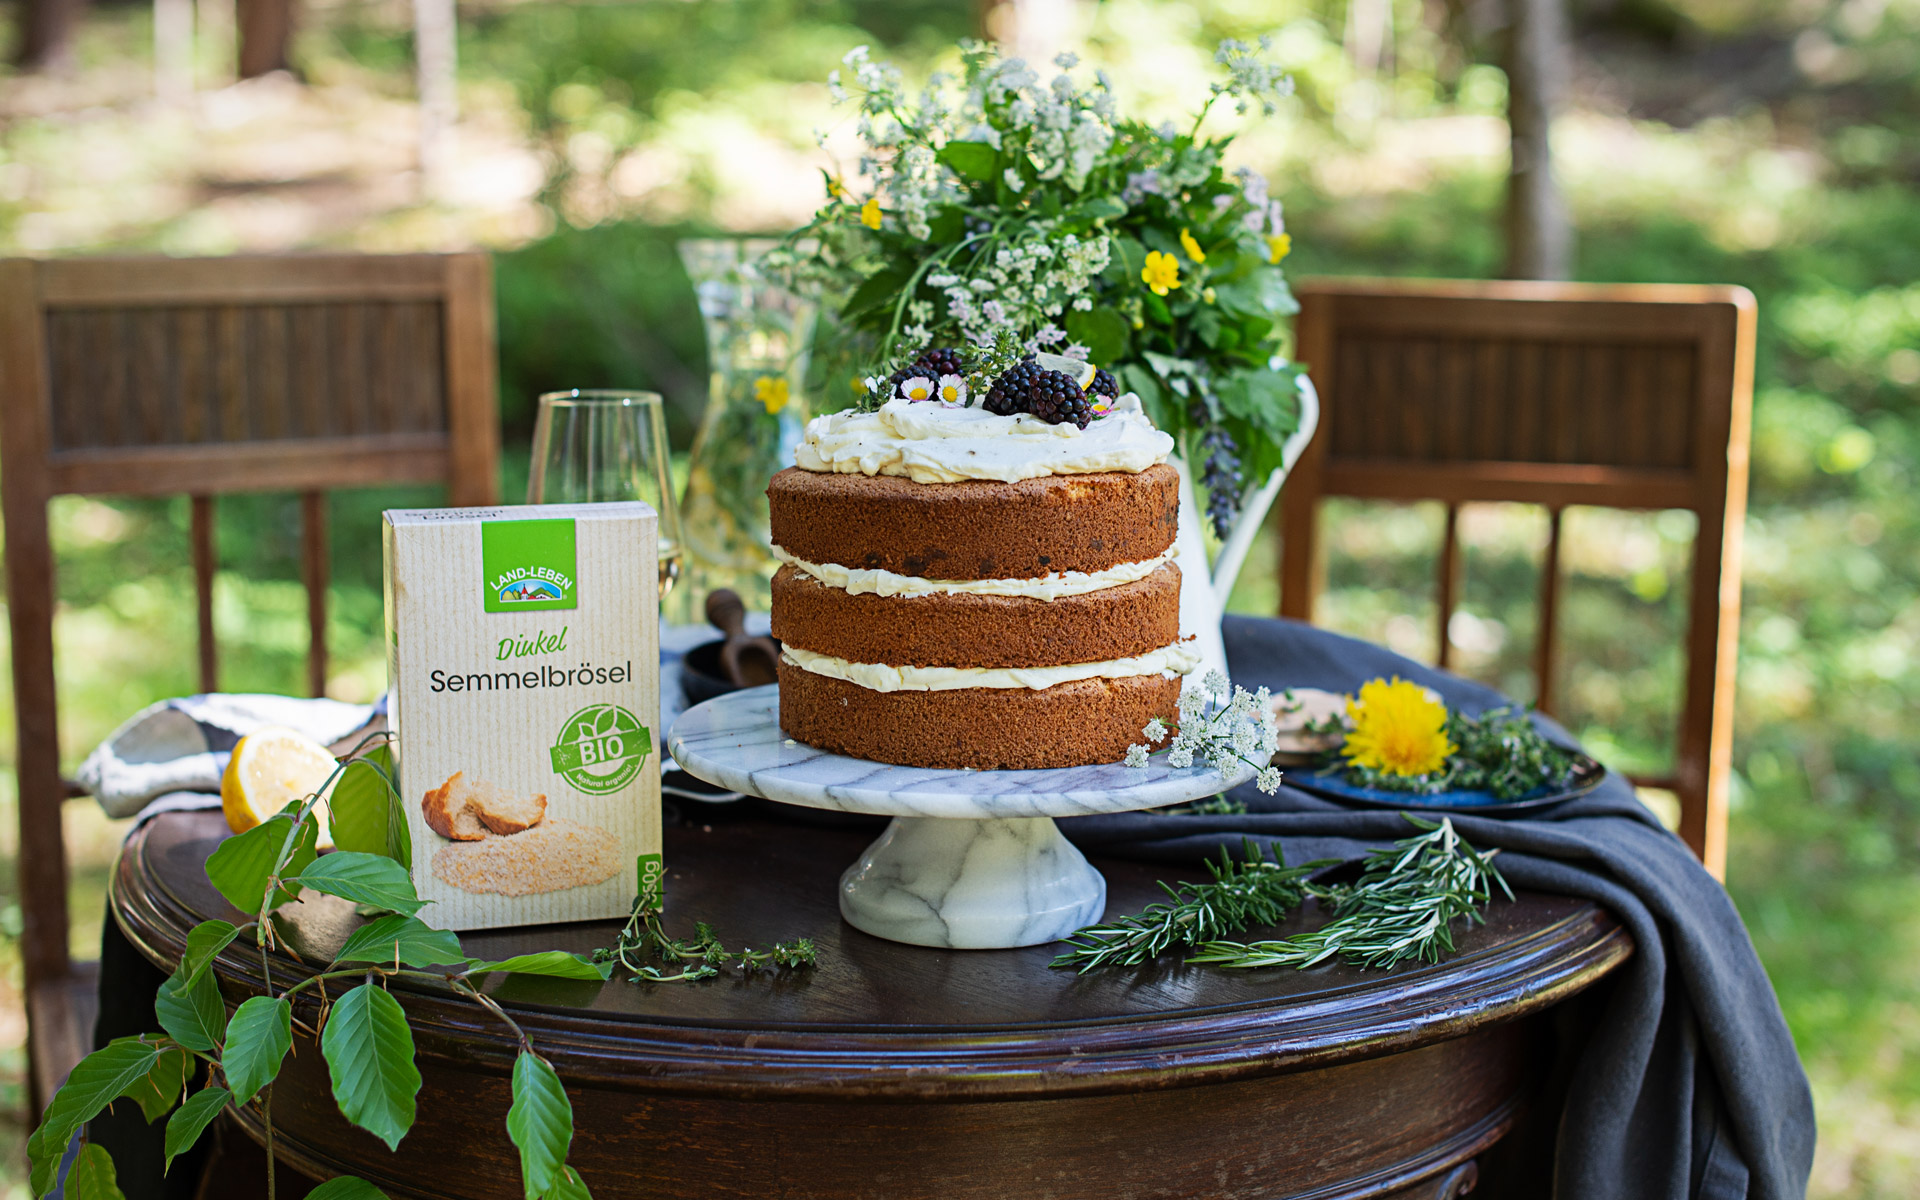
[421,771,622,896]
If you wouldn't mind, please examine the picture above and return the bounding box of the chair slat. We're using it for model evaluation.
[192,495,217,694]
[1436,502,1461,670]
[1534,506,1564,716]
[303,491,328,698]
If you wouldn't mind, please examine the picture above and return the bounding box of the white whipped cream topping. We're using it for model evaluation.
[781,643,1201,693]
[773,545,1176,601]
[793,394,1174,483]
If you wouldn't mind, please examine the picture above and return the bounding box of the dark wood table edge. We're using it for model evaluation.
[112,815,1634,1102]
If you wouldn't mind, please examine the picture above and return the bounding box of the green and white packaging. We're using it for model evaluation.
[382,503,662,931]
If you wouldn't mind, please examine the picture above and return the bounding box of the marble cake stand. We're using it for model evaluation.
[668,685,1253,950]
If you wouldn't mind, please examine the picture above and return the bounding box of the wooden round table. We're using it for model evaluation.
[113,808,1630,1200]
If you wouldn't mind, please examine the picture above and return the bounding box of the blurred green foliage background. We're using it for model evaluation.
[0,0,1914,1192]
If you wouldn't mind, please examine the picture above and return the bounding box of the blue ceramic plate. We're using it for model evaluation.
[1285,754,1605,815]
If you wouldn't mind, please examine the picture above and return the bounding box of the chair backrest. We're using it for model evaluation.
[0,253,500,1038]
[1279,277,1755,877]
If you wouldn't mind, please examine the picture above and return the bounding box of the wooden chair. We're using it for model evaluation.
[1279,278,1755,877]
[0,253,501,1110]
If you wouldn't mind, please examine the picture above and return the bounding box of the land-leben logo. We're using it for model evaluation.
[480,518,578,613]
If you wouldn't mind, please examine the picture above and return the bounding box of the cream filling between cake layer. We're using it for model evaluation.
[794,393,1173,483]
[781,643,1201,693]
[773,545,1177,601]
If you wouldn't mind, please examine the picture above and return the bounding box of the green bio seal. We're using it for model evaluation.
[550,704,651,794]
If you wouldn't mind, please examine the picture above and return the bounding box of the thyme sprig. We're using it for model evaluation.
[595,898,819,983]
[1054,818,1509,975]
[1189,817,1511,971]
[1051,840,1319,973]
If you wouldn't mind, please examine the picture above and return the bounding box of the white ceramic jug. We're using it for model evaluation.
[1170,372,1320,686]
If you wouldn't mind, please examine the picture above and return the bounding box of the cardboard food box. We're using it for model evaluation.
[382,503,662,931]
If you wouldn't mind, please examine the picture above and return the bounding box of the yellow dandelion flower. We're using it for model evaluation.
[1342,677,1454,778]
[753,376,790,414]
[1179,228,1206,263]
[1141,250,1180,296]
[860,197,883,230]
[1266,233,1292,264]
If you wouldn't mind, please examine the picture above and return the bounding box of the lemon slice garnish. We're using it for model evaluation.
[222,725,338,847]
[1033,352,1099,390]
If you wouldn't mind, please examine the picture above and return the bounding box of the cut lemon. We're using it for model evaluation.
[222,725,338,847]
[1034,352,1099,391]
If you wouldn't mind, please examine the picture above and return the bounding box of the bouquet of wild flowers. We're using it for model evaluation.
[772,38,1304,537]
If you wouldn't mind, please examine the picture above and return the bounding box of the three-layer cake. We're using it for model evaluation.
[767,388,1198,769]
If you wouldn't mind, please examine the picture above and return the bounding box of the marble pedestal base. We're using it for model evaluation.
[838,816,1106,949]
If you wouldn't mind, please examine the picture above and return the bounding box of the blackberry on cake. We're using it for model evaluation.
[1027,369,1093,428]
[983,357,1042,416]
[886,345,968,398]
[1089,368,1120,401]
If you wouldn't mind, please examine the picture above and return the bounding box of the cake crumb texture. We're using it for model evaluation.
[776,658,1180,770]
[771,562,1182,668]
[767,463,1179,580]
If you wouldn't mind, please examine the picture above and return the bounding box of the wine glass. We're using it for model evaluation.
[529,390,685,601]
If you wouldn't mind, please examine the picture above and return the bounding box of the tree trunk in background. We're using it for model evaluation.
[236,0,291,77]
[1503,0,1572,279]
[153,0,194,101]
[414,0,457,184]
[14,0,86,71]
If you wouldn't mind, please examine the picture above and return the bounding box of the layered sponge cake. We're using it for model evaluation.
[767,365,1197,770]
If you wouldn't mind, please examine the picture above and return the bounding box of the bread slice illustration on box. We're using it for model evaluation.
[422,770,620,897]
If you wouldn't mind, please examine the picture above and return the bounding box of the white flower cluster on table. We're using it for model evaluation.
[1125,669,1285,793]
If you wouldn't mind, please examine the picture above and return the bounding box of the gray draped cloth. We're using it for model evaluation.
[1059,615,1814,1200]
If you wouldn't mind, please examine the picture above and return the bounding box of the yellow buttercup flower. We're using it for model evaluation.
[1142,250,1180,296]
[827,175,846,199]
[753,376,790,414]
[1180,228,1206,263]
[860,197,882,230]
[1342,677,1454,778]
[1267,233,1292,264]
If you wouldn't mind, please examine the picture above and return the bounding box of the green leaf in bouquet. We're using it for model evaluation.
[841,267,911,321]
[1142,291,1172,326]
[1194,305,1225,348]
[1216,364,1302,447]
[1102,235,1146,286]
[1120,364,1173,433]
[27,1038,162,1195]
[156,963,226,1053]
[222,995,292,1106]
[306,1178,392,1200]
[333,915,466,969]
[548,1167,594,1200]
[464,952,614,982]
[507,1050,573,1199]
[935,139,997,183]
[1064,308,1131,366]
[321,983,421,1152]
[295,853,426,916]
[64,1142,124,1200]
[205,814,319,915]
[1067,195,1127,223]
[119,1042,191,1122]
[329,747,410,867]
[177,919,243,991]
[163,1087,230,1174]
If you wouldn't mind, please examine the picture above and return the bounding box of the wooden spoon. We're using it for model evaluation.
[705,589,781,689]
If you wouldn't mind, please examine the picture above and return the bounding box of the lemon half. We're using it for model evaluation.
[222,725,338,847]
[1033,352,1099,391]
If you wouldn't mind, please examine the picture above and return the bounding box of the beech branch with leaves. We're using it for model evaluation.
[30,735,809,1200]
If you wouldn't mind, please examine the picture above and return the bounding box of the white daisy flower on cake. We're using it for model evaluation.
[937,374,967,405]
[899,376,935,402]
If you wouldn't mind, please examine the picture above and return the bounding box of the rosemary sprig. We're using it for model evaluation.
[1188,817,1512,971]
[594,900,818,983]
[1050,840,1320,973]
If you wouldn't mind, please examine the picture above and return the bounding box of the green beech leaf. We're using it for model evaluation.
[547,1166,593,1200]
[222,996,292,1107]
[1064,308,1131,366]
[328,748,409,866]
[178,919,243,990]
[163,1087,230,1175]
[294,853,425,916]
[64,1143,125,1200]
[321,983,420,1152]
[333,915,465,969]
[27,1038,161,1195]
[155,960,227,1053]
[306,1177,392,1200]
[841,267,910,321]
[935,139,997,183]
[204,815,319,914]
[464,953,612,982]
[506,1050,572,1199]
[119,1043,191,1123]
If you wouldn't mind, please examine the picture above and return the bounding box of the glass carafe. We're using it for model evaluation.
[672,238,816,623]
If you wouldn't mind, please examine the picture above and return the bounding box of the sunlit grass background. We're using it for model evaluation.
[0,0,1915,1193]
